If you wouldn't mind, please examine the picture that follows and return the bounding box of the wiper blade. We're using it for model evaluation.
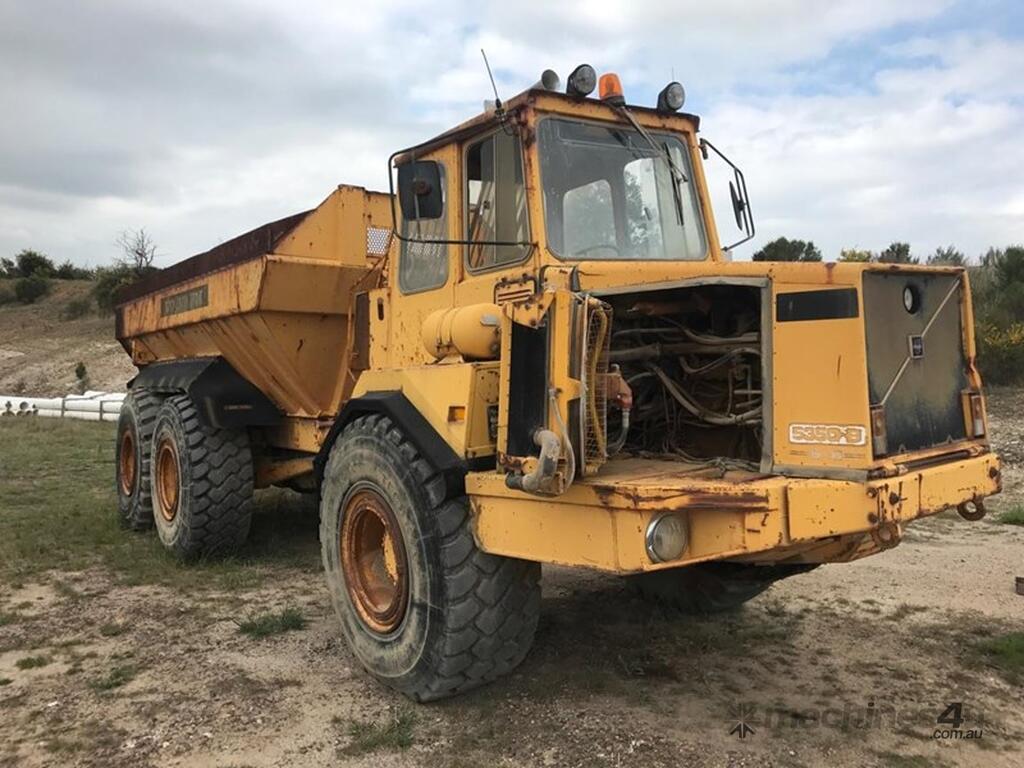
[613,104,688,185]
[613,104,688,226]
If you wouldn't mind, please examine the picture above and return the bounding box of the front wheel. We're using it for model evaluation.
[320,414,541,702]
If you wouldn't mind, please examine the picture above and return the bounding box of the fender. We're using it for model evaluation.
[130,357,281,429]
[315,391,470,498]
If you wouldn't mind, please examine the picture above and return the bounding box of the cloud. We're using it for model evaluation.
[0,0,1019,266]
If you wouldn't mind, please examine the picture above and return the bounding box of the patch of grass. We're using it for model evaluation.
[887,603,928,622]
[0,612,17,626]
[995,504,1024,526]
[0,678,11,686]
[98,622,126,637]
[89,663,137,691]
[0,419,321,590]
[237,607,307,639]
[976,631,1024,684]
[336,710,416,756]
[874,751,950,768]
[15,654,51,670]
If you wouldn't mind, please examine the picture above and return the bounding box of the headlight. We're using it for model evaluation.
[566,64,596,98]
[657,81,686,112]
[645,513,688,563]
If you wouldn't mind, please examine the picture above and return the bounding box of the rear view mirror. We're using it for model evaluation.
[397,160,443,220]
[700,138,754,251]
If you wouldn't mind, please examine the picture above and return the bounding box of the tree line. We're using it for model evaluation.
[751,237,979,265]
[0,229,158,313]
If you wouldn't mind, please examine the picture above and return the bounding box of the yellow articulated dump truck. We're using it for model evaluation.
[114,66,1001,701]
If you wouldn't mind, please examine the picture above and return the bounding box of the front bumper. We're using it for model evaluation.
[466,453,1002,573]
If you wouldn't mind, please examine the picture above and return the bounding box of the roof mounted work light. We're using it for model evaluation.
[657,81,685,112]
[599,73,625,105]
[566,64,596,97]
[533,69,561,91]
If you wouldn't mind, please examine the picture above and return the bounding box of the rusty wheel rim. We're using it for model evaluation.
[118,429,136,496]
[340,487,409,635]
[155,437,180,523]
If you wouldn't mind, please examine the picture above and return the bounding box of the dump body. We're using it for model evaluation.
[117,185,393,421]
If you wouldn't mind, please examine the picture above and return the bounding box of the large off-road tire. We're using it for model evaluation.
[150,394,254,561]
[633,563,815,615]
[320,414,541,702]
[115,389,163,531]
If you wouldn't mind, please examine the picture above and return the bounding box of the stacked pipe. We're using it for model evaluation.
[0,391,126,422]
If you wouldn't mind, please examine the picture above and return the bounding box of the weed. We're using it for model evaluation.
[888,604,928,622]
[0,678,11,686]
[976,631,1024,684]
[337,710,416,756]
[98,622,126,637]
[89,664,137,691]
[0,612,17,627]
[15,655,51,670]
[996,504,1024,526]
[237,607,307,639]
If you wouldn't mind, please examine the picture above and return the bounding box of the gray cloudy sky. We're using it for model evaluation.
[1,0,1022,266]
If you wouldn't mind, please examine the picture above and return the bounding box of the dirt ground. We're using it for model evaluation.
[0,387,1022,766]
[0,280,136,397]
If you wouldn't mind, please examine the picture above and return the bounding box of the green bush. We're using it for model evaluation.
[976,322,1024,385]
[92,264,155,314]
[0,285,15,306]
[15,249,56,278]
[55,260,93,280]
[61,296,93,320]
[14,274,51,304]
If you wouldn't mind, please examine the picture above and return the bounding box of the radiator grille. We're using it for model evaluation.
[580,299,612,475]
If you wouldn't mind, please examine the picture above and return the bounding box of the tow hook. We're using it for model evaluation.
[505,430,561,494]
[957,499,986,521]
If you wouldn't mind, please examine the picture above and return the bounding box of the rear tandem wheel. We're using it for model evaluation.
[149,394,255,560]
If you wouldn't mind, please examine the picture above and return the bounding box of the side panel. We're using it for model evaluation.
[771,281,873,470]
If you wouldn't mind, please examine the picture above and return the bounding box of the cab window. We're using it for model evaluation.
[465,130,530,271]
[398,164,449,293]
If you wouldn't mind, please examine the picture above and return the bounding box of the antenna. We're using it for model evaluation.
[480,48,515,134]
[481,48,502,110]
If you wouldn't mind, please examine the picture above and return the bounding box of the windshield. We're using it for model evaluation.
[538,118,707,261]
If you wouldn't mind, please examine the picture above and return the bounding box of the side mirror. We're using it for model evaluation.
[699,138,754,251]
[397,160,443,220]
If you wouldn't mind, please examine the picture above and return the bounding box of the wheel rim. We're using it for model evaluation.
[118,429,136,496]
[340,487,409,635]
[155,436,180,522]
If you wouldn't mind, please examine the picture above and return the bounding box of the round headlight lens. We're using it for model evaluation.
[903,284,920,314]
[657,81,686,112]
[645,513,688,563]
[566,64,597,97]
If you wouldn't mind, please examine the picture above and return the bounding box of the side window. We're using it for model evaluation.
[466,131,530,271]
[563,179,615,257]
[399,164,449,293]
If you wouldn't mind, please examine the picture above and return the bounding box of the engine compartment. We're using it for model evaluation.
[602,283,765,469]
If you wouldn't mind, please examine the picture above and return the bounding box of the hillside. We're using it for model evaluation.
[0,280,136,396]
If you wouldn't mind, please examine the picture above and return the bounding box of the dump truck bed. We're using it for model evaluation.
[116,185,394,421]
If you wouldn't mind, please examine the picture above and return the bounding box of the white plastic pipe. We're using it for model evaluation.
[1,391,125,422]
